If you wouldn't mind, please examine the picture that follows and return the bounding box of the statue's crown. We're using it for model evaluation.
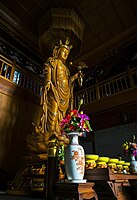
[59,38,73,50]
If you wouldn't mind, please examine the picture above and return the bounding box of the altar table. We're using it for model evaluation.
[52,182,98,200]
[85,168,137,199]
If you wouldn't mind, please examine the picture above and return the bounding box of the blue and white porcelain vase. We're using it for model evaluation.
[64,132,86,183]
[130,155,137,174]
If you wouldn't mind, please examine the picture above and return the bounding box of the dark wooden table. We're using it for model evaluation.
[85,168,137,200]
[52,182,98,200]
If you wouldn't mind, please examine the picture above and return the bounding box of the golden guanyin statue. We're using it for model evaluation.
[27,38,84,157]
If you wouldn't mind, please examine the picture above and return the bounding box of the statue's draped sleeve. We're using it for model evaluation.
[69,72,78,110]
[44,59,52,85]
[37,59,52,134]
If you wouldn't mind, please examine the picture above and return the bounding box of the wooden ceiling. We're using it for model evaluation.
[0,0,137,78]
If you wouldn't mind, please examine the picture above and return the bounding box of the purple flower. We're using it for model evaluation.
[133,149,137,156]
[78,113,90,120]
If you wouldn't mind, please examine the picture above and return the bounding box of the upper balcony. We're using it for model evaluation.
[74,66,137,115]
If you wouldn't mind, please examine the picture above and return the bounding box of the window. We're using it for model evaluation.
[1,63,12,80]
[13,70,21,84]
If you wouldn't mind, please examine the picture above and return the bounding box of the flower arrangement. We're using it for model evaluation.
[60,99,93,137]
[122,135,137,156]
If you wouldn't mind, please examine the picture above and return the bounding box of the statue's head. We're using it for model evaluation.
[53,38,73,62]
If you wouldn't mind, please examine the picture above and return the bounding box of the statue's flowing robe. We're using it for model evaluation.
[38,57,76,143]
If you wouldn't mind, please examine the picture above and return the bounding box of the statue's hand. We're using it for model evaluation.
[78,70,83,77]
[78,70,84,87]
[45,81,50,91]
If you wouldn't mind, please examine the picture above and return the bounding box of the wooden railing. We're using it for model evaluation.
[74,67,137,108]
[0,55,42,96]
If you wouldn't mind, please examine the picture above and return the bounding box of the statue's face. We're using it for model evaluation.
[58,47,70,61]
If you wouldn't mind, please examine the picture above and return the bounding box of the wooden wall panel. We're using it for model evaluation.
[0,78,42,178]
[91,102,137,131]
[94,122,137,160]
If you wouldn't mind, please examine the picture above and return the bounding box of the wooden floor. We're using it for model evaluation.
[0,195,44,200]
[0,193,43,200]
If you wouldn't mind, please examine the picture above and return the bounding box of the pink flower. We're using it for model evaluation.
[60,107,93,137]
